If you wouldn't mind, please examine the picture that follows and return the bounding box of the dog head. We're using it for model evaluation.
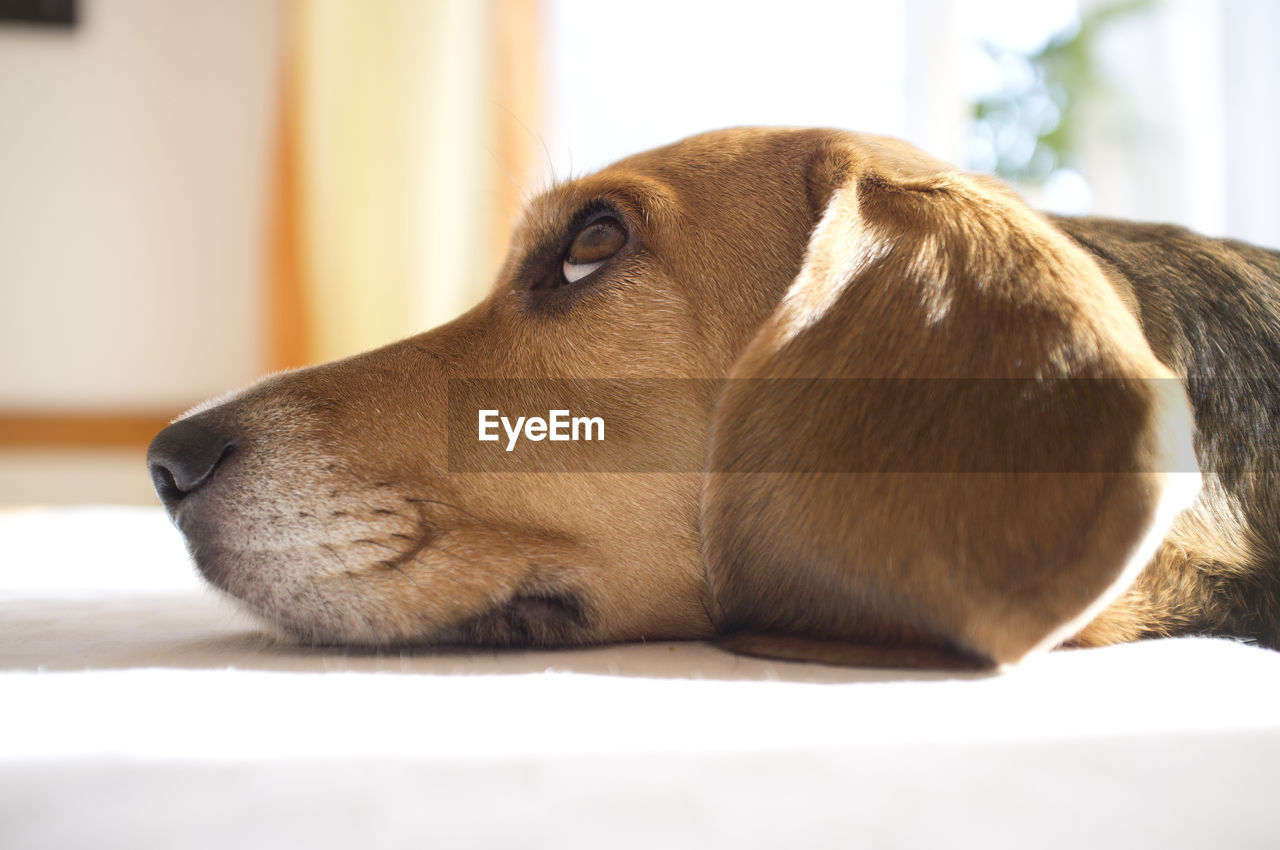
[149,127,1197,666]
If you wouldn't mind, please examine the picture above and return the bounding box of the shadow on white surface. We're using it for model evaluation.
[0,590,999,683]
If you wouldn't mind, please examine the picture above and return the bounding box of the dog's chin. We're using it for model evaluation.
[179,535,586,647]
[185,540,599,649]
[170,485,601,649]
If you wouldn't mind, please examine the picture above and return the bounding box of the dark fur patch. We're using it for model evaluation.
[1054,217,1280,648]
[441,592,589,648]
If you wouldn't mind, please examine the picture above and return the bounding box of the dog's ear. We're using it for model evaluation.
[701,137,1199,668]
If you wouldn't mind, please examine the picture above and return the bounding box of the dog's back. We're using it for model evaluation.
[1055,216,1280,648]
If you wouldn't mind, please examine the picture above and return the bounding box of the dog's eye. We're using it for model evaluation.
[562,217,626,284]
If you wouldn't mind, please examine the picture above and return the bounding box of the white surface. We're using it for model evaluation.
[2,507,1279,849]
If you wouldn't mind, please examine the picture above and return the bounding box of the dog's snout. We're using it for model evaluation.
[147,418,237,511]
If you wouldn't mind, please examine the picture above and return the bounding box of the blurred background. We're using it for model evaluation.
[1,0,1276,506]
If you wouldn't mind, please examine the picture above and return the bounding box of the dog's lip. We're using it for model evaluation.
[159,483,244,594]
[165,500,228,586]
[165,485,209,534]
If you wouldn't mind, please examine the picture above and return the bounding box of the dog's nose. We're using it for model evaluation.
[147,418,237,511]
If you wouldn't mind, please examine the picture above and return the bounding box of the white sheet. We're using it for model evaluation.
[3,507,1279,849]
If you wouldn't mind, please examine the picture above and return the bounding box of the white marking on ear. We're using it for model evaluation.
[563,259,606,284]
[774,189,890,343]
[1034,379,1203,659]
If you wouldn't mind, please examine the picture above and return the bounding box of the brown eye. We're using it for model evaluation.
[563,217,626,283]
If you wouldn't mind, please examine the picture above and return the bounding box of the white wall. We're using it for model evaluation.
[544,1,1092,189]
[1221,0,1280,247]
[545,0,921,180]
[1080,0,1279,246]
[546,0,1277,248]
[0,0,280,410]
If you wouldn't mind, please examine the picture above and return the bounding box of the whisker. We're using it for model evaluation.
[353,538,400,553]
[486,96,556,194]
[404,496,531,564]
[320,543,348,568]
[425,541,481,570]
[376,559,421,588]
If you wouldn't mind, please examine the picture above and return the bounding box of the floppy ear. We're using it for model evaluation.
[701,138,1199,668]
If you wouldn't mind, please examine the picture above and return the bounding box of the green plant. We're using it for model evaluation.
[968,0,1154,183]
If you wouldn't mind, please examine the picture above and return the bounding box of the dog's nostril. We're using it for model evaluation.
[150,463,183,507]
[146,418,238,510]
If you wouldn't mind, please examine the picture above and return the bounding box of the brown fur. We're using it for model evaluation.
[148,127,1280,667]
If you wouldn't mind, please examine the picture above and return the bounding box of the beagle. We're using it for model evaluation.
[148,127,1280,668]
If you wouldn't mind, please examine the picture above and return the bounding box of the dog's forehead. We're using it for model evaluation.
[515,128,842,247]
[513,172,679,255]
